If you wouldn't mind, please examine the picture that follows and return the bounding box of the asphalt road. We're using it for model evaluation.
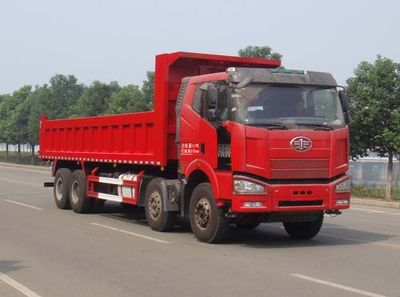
[0,164,399,297]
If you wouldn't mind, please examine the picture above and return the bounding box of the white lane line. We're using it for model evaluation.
[4,199,42,210]
[91,222,170,245]
[0,177,42,188]
[291,273,387,297]
[350,207,387,214]
[0,272,42,297]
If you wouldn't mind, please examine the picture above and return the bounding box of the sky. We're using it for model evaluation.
[0,0,399,94]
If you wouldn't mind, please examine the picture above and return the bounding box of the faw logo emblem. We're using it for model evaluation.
[290,136,312,152]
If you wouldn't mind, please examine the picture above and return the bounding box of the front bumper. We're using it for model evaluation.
[218,173,351,213]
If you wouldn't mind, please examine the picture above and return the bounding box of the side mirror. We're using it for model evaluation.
[339,90,350,125]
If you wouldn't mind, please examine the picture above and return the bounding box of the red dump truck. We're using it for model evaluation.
[40,52,351,243]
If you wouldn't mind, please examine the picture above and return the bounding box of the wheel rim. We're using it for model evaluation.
[195,198,211,230]
[71,180,80,205]
[55,178,63,201]
[148,191,162,220]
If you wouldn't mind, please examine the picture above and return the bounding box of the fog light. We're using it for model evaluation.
[243,201,264,207]
[336,199,349,205]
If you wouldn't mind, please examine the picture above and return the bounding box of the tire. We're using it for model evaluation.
[54,168,72,209]
[189,182,229,243]
[283,212,324,240]
[235,215,262,230]
[69,170,93,213]
[144,178,177,232]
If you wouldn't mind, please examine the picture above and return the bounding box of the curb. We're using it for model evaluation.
[352,197,400,209]
[0,161,50,172]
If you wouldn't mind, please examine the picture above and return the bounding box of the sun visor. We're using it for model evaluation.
[228,67,337,87]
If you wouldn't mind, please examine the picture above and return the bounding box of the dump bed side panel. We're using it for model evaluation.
[39,112,162,166]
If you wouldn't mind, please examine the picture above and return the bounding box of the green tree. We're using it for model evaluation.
[47,74,84,119]
[347,56,400,200]
[106,85,146,114]
[238,45,282,60]
[0,85,32,163]
[70,81,120,117]
[141,71,155,110]
[0,94,11,160]
[22,85,52,163]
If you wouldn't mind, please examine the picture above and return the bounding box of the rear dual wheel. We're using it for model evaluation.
[144,178,177,232]
[54,168,72,209]
[69,170,94,213]
[54,168,101,213]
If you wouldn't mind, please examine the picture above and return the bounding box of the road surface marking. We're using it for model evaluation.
[0,272,42,297]
[4,199,42,210]
[0,177,42,188]
[291,273,387,297]
[350,207,387,214]
[91,222,170,244]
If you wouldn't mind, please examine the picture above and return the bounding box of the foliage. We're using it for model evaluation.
[141,71,155,110]
[238,45,282,60]
[0,86,32,145]
[0,71,156,155]
[70,81,120,117]
[347,56,400,199]
[23,85,52,147]
[106,72,154,114]
[47,74,84,119]
[351,184,400,201]
[106,85,146,114]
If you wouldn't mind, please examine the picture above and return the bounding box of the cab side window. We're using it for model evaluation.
[192,87,203,115]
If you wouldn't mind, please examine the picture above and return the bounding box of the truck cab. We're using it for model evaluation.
[177,67,350,242]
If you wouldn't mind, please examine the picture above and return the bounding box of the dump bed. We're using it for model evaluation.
[39,52,280,166]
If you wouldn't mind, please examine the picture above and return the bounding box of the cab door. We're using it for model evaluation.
[179,81,219,172]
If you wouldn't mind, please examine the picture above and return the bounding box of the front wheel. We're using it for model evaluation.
[283,212,324,240]
[189,183,229,243]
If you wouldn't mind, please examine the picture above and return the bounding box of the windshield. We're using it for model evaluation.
[230,84,345,130]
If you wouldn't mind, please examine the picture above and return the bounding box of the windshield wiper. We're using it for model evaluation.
[297,123,333,131]
[246,123,287,130]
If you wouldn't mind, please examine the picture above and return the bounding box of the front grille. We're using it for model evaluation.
[270,159,329,179]
[270,159,329,169]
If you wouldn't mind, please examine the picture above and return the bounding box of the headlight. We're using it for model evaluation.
[233,178,266,194]
[336,178,351,193]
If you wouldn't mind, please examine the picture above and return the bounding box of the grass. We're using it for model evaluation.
[0,151,48,166]
[351,184,400,201]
